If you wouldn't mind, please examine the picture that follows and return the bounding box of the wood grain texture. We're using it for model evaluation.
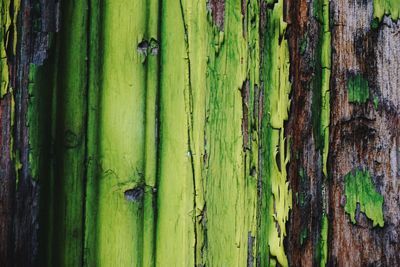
[329,0,400,265]
[0,0,399,266]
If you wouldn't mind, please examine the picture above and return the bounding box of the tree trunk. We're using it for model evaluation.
[0,0,398,266]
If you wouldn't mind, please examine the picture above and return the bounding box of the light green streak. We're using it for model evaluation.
[317,1,331,266]
[320,0,331,178]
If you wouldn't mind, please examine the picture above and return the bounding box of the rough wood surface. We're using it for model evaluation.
[329,0,400,265]
[0,0,399,266]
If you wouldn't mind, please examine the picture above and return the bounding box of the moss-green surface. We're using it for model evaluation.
[374,0,400,21]
[347,74,370,104]
[344,169,384,227]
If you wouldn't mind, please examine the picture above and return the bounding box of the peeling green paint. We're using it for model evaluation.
[0,0,20,97]
[320,0,331,178]
[245,3,261,265]
[312,1,331,265]
[154,0,264,265]
[202,0,259,265]
[344,169,384,227]
[373,0,400,21]
[0,0,21,191]
[347,74,370,104]
[312,0,331,178]
[1,0,20,187]
[19,0,388,265]
[262,1,292,266]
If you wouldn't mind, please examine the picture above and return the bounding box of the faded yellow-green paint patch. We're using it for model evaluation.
[374,0,400,21]
[262,1,292,266]
[344,169,384,227]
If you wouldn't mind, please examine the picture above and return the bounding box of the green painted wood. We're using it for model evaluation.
[51,0,88,265]
[3,0,399,266]
[260,1,292,266]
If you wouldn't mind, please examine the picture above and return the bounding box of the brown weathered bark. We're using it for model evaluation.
[286,1,325,266]
[329,1,399,265]
[286,0,399,266]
